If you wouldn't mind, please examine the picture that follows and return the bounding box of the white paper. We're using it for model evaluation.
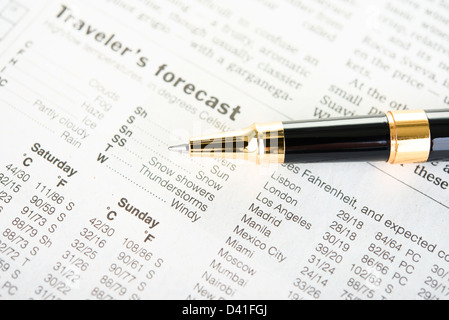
[0,0,448,300]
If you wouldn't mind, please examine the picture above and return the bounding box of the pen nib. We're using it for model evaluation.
[168,144,190,153]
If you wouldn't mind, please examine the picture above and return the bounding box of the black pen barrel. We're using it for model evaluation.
[283,115,391,163]
[283,109,449,164]
[427,109,449,161]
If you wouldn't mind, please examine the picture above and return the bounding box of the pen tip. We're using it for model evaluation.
[168,144,190,153]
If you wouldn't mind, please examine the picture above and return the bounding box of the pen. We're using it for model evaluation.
[169,109,449,164]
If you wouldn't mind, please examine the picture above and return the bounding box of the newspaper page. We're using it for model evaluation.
[0,0,448,301]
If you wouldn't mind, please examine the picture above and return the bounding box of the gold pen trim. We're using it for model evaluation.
[386,110,431,164]
[189,122,285,164]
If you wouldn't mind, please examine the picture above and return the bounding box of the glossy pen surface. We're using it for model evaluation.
[170,109,449,165]
[283,115,390,163]
[427,109,449,161]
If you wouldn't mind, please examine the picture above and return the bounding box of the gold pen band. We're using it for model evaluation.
[386,110,431,164]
